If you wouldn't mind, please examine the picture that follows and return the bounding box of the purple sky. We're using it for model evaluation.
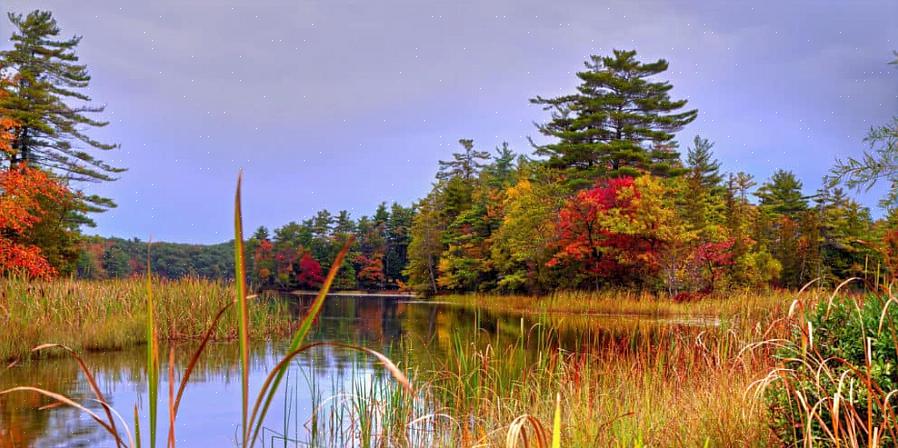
[4,1,898,243]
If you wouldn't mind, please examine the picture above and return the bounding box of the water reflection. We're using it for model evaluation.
[1,295,714,447]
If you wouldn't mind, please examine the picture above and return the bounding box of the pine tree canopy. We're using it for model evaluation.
[756,170,808,218]
[686,135,723,191]
[0,10,123,212]
[531,49,697,188]
[437,139,491,181]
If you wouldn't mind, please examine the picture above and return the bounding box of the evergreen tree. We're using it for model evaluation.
[682,136,725,238]
[0,11,122,213]
[728,171,757,203]
[385,202,413,285]
[827,53,898,209]
[755,170,808,219]
[437,139,490,181]
[531,49,697,188]
[485,142,517,187]
[103,244,130,278]
[686,136,723,191]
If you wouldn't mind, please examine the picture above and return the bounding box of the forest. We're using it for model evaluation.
[48,51,898,299]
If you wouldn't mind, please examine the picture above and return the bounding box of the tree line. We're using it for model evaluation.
[74,200,414,293]
[402,50,898,297]
[3,10,898,299]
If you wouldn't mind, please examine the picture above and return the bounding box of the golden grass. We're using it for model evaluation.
[0,276,293,362]
[444,288,794,321]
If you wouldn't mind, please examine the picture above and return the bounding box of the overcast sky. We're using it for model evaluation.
[4,0,898,243]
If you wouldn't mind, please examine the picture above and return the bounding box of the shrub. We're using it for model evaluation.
[765,295,898,446]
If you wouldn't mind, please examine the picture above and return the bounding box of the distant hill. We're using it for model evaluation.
[76,236,235,280]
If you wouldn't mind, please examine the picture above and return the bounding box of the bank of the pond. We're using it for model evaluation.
[442,289,796,322]
[0,277,294,362]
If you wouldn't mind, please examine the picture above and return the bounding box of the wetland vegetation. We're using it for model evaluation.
[1,5,898,448]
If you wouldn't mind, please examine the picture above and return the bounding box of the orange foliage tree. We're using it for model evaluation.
[1,107,72,278]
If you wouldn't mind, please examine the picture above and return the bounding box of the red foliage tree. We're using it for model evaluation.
[253,239,275,284]
[689,239,736,292]
[296,253,324,289]
[548,177,661,287]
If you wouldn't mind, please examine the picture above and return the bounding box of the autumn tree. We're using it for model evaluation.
[0,10,122,214]
[531,49,697,188]
[0,164,70,278]
[296,252,324,289]
[547,176,686,289]
[491,163,565,292]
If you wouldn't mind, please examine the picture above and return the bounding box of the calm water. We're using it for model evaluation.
[0,295,711,447]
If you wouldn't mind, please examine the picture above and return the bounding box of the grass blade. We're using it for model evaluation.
[167,347,175,448]
[0,386,131,446]
[248,341,412,447]
[134,404,142,448]
[551,392,561,448]
[31,344,125,447]
[234,171,250,446]
[146,242,159,448]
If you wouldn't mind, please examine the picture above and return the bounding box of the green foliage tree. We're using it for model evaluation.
[755,170,808,219]
[531,49,697,188]
[437,139,491,181]
[682,136,725,239]
[405,191,445,294]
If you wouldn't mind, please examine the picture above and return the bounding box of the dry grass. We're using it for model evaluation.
[443,288,794,322]
[0,276,293,362]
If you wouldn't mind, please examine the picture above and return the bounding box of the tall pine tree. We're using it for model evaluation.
[531,49,697,188]
[0,10,123,215]
[755,170,808,219]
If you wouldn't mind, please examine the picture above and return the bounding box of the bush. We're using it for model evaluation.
[765,295,898,446]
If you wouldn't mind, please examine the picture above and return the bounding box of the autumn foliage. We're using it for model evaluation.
[548,177,672,287]
[0,165,71,278]
[296,253,324,289]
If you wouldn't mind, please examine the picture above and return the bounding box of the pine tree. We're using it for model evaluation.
[683,136,725,238]
[756,170,808,219]
[531,49,697,188]
[405,192,445,294]
[686,136,723,191]
[437,139,491,181]
[730,172,757,203]
[0,10,123,213]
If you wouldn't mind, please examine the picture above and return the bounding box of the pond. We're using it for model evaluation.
[0,295,715,447]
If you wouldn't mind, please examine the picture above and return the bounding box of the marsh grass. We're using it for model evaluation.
[257,293,791,447]
[0,276,293,362]
[446,288,794,321]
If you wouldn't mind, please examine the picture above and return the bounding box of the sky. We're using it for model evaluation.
[4,0,898,244]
